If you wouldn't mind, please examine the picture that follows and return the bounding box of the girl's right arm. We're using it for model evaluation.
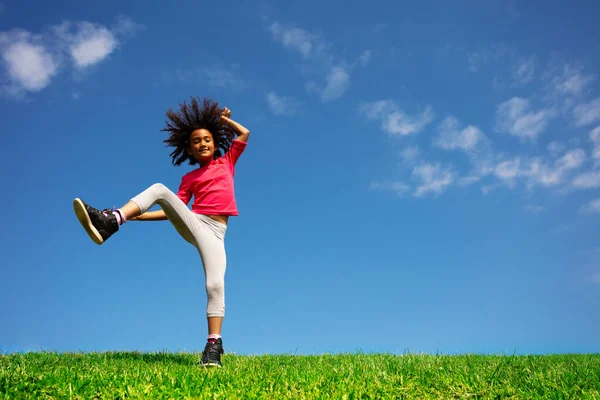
[130,210,168,221]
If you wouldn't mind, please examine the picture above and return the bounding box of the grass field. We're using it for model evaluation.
[1,352,599,399]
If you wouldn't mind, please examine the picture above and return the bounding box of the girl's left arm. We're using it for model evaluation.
[221,108,250,143]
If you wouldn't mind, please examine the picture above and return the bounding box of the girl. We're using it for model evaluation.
[73,97,250,368]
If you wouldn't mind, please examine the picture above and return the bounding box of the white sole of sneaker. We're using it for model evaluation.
[201,363,222,368]
[73,198,104,245]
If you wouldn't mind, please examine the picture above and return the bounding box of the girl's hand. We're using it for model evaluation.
[221,107,232,119]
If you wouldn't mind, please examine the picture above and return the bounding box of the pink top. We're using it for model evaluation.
[177,139,247,216]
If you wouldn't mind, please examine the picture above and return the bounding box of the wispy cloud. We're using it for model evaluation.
[434,116,487,152]
[495,97,554,141]
[412,163,455,198]
[580,198,600,214]
[513,55,536,84]
[0,16,140,97]
[494,158,522,187]
[320,66,351,101]
[268,22,321,59]
[573,98,600,127]
[267,20,368,102]
[435,116,495,186]
[494,149,586,189]
[360,100,434,136]
[547,63,595,98]
[372,162,456,198]
[266,92,300,116]
[572,170,600,189]
[366,48,600,210]
[541,62,597,122]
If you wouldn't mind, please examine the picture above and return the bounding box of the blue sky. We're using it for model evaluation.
[1,0,599,356]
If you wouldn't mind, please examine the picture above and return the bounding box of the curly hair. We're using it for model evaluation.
[161,97,236,166]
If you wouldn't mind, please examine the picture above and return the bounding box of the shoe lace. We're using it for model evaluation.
[205,343,221,360]
[101,207,116,216]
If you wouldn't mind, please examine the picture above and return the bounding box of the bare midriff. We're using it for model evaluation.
[206,215,229,225]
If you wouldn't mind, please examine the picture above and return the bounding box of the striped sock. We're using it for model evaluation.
[208,334,221,343]
[112,209,126,225]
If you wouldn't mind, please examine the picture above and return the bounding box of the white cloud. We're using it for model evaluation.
[266,92,300,116]
[0,17,138,96]
[556,149,586,170]
[535,149,586,187]
[268,22,319,59]
[67,22,118,69]
[458,175,482,187]
[459,161,496,187]
[434,116,496,186]
[549,64,595,97]
[0,31,58,91]
[321,66,350,101]
[580,198,600,214]
[435,116,486,151]
[513,56,536,84]
[412,163,455,198]
[494,150,585,189]
[495,97,553,140]
[494,158,522,186]
[574,98,600,127]
[361,100,434,136]
[572,171,600,189]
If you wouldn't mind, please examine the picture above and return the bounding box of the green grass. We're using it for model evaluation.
[1,352,599,399]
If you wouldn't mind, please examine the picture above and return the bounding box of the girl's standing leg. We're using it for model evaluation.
[131,184,229,368]
[191,214,228,335]
[190,215,227,367]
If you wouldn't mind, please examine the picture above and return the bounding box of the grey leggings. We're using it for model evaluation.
[131,183,227,318]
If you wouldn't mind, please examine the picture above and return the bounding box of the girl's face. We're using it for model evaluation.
[188,129,216,164]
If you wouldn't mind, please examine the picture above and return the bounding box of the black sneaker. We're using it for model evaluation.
[73,198,119,245]
[201,338,224,368]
